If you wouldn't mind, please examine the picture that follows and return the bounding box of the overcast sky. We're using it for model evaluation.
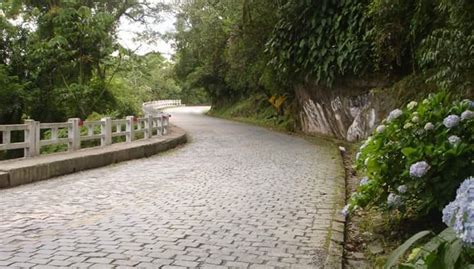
[117,1,177,58]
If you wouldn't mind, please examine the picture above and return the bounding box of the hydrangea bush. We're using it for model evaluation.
[442,176,474,244]
[346,92,474,216]
[385,177,474,268]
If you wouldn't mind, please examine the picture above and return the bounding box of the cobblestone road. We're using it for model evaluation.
[0,107,345,269]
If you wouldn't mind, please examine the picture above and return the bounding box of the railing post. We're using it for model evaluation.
[68,118,81,151]
[126,116,134,142]
[163,115,169,135]
[157,115,163,136]
[101,117,112,146]
[144,114,153,139]
[24,119,37,157]
[35,121,41,156]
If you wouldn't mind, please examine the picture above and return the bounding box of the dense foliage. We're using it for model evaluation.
[0,0,173,125]
[347,92,473,216]
[173,0,281,106]
[267,0,371,86]
[173,0,473,107]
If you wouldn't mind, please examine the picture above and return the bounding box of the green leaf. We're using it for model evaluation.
[401,147,417,157]
[77,6,92,18]
[442,239,462,268]
[384,231,432,269]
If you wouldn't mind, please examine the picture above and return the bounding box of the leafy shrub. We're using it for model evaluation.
[385,228,474,268]
[385,177,474,268]
[345,91,474,217]
[266,0,370,86]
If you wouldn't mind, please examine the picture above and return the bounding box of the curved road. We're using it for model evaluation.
[0,107,345,269]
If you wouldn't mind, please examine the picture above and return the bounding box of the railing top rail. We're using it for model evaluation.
[0,124,28,131]
[39,122,70,128]
[83,121,103,126]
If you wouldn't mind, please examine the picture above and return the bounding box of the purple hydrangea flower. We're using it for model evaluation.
[443,115,460,128]
[410,161,430,178]
[442,177,474,244]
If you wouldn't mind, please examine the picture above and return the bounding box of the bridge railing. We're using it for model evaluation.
[142,99,182,113]
[0,114,170,159]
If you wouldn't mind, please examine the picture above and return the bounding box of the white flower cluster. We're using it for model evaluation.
[443,115,460,128]
[397,185,407,194]
[341,204,350,217]
[376,125,386,133]
[403,123,413,129]
[387,109,403,122]
[407,101,418,110]
[360,138,371,150]
[387,193,402,207]
[359,177,369,186]
[448,135,461,145]
[442,177,474,244]
[424,122,434,131]
[461,110,474,121]
[409,161,430,178]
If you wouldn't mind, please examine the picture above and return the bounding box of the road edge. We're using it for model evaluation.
[0,126,187,189]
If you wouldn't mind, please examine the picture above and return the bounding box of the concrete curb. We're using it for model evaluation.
[323,151,347,268]
[0,126,187,189]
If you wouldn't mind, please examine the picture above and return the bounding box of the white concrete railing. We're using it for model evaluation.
[143,99,182,115]
[0,114,170,159]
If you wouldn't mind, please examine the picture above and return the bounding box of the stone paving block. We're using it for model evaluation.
[0,110,344,268]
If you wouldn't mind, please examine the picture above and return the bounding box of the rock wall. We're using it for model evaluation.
[296,80,393,142]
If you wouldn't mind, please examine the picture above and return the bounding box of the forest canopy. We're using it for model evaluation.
[0,0,472,124]
[0,0,179,124]
[173,0,473,105]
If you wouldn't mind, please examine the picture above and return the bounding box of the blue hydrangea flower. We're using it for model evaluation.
[387,109,403,122]
[448,135,461,145]
[442,177,474,244]
[443,115,460,128]
[410,161,430,178]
